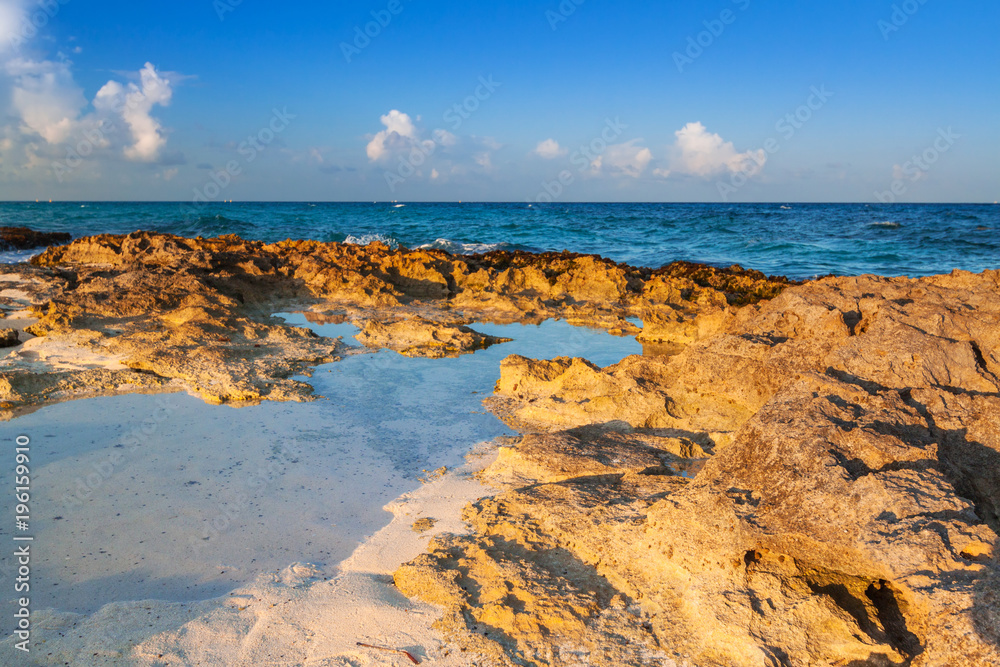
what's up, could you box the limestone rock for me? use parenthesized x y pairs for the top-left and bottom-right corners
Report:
(0, 328), (18, 348)
(355, 317), (511, 358)
(399, 269), (1000, 666)
(482, 425), (710, 486)
(8, 231), (791, 413)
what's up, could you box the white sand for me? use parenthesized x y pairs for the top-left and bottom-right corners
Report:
(0, 318), (640, 666)
(1, 334), (127, 371)
(3, 443), (499, 666)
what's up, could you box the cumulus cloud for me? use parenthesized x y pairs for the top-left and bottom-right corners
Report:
(590, 139), (653, 178)
(5, 57), (86, 143)
(432, 128), (457, 147)
(93, 62), (174, 161)
(3, 57), (177, 163)
(365, 109), (500, 189)
(534, 138), (566, 159)
(668, 122), (766, 178)
(366, 109), (433, 162)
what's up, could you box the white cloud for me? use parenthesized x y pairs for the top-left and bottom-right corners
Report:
(364, 110), (499, 187)
(0, 1), (28, 54)
(474, 151), (492, 169)
(366, 109), (434, 162)
(93, 63), (174, 161)
(590, 139), (652, 178)
(5, 57), (86, 143)
(668, 122), (766, 178)
(4, 57), (176, 163)
(534, 138), (566, 159)
(432, 128), (457, 147)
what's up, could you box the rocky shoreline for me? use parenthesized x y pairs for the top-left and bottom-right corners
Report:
(0, 231), (789, 414)
(398, 269), (1000, 666)
(1, 232), (997, 665)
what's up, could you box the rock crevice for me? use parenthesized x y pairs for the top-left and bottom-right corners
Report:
(398, 269), (1000, 666)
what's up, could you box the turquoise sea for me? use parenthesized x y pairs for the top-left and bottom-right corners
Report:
(1, 201), (997, 279)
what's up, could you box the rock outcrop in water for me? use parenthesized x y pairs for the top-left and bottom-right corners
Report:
(355, 317), (512, 358)
(0, 226), (72, 250)
(0, 231), (791, 413)
(396, 270), (1000, 666)
(0, 328), (19, 347)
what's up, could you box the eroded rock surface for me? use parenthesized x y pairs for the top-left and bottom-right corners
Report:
(1, 231), (790, 414)
(0, 328), (18, 347)
(355, 317), (512, 358)
(396, 270), (1000, 666)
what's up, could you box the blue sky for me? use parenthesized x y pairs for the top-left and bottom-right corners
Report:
(0, 0), (996, 202)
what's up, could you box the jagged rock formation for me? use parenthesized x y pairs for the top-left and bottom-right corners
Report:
(1, 231), (790, 413)
(396, 270), (1000, 666)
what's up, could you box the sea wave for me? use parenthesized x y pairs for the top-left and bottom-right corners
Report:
(343, 233), (399, 248)
(416, 238), (516, 255)
(869, 221), (902, 228)
(0, 249), (40, 265)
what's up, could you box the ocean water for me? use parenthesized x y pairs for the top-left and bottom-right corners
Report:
(1, 202), (998, 279)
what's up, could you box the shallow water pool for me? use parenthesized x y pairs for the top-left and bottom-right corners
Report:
(0, 319), (639, 627)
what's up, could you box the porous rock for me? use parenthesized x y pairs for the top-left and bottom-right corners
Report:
(397, 269), (1000, 666)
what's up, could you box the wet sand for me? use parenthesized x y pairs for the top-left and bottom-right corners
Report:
(0, 318), (639, 664)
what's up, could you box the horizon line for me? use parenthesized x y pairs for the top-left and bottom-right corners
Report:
(1, 200), (998, 206)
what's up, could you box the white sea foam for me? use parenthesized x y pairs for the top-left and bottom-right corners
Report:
(0, 249), (40, 264)
(342, 232), (399, 248)
(416, 238), (510, 255)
